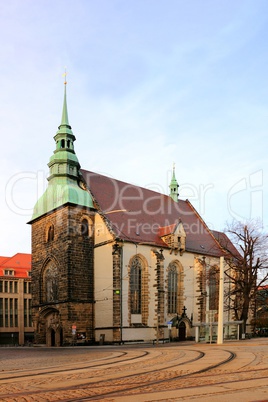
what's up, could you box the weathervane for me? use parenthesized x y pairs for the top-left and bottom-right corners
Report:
(62, 67), (67, 85)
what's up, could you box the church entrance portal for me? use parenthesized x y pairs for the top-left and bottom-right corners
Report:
(39, 308), (63, 347)
(178, 321), (186, 341)
(50, 328), (55, 346)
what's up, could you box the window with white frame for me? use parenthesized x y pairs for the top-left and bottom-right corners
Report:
(4, 270), (14, 276)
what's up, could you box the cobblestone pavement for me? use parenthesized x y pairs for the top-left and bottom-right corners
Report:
(0, 338), (268, 401)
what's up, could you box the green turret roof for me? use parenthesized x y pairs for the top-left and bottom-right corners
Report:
(30, 83), (94, 222)
(169, 163), (179, 202)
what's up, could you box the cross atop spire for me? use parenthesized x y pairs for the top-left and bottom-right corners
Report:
(63, 67), (67, 85)
(57, 74), (73, 135)
(59, 69), (71, 129)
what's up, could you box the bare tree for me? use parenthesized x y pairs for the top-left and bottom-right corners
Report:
(219, 220), (268, 334)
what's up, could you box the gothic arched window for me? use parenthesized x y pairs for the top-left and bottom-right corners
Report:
(81, 219), (89, 237)
(130, 256), (142, 314)
(44, 262), (59, 302)
(47, 225), (54, 242)
(167, 261), (184, 315)
(208, 266), (219, 311)
(168, 263), (178, 314)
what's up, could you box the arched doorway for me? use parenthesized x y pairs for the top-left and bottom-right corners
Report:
(170, 315), (192, 341)
(60, 328), (63, 346)
(178, 321), (186, 341)
(39, 307), (62, 346)
(51, 328), (56, 346)
(47, 321), (62, 347)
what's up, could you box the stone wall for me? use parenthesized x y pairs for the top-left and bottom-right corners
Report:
(31, 204), (95, 345)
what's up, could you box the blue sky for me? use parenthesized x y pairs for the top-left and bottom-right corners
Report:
(1, 0), (268, 255)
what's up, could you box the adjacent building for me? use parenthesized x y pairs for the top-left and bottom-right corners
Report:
(255, 285), (268, 334)
(0, 253), (33, 345)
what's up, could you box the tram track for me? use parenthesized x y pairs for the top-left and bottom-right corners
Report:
(0, 350), (143, 381)
(71, 349), (236, 401)
(0, 347), (201, 383)
(2, 341), (267, 401)
(0, 348), (235, 401)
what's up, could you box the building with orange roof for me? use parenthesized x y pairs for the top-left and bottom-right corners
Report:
(0, 253), (33, 345)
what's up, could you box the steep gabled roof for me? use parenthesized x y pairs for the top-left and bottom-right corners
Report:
(81, 170), (225, 257)
(0, 256), (9, 265)
(211, 230), (241, 258)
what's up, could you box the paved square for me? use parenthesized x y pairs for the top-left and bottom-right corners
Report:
(0, 338), (268, 401)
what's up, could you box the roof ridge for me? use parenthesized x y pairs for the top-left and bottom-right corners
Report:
(81, 169), (188, 201)
(0, 256), (10, 266)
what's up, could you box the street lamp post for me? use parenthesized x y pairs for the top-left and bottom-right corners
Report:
(217, 257), (224, 344)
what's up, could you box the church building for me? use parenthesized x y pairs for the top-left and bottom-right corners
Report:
(29, 83), (234, 346)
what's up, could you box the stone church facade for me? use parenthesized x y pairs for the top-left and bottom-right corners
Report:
(29, 84), (235, 346)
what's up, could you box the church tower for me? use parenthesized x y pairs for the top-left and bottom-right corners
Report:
(29, 82), (95, 346)
(169, 163), (179, 202)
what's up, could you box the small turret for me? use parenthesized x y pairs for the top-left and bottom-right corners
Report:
(169, 163), (179, 202)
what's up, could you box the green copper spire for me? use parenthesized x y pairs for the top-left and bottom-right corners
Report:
(169, 163), (179, 202)
(61, 83), (70, 127)
(30, 81), (94, 221)
(56, 82), (73, 136)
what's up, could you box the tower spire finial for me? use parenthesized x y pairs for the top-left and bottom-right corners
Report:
(60, 68), (70, 127)
(63, 67), (67, 85)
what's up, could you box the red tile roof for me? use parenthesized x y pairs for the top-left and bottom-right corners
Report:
(158, 223), (178, 237)
(0, 253), (31, 278)
(0, 256), (9, 265)
(82, 170), (227, 257)
(258, 285), (268, 290)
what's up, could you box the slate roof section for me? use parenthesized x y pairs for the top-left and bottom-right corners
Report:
(0, 253), (31, 278)
(81, 169), (226, 258)
(211, 230), (241, 258)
